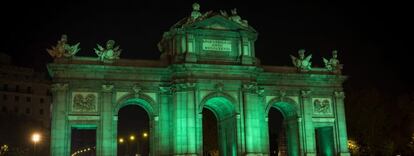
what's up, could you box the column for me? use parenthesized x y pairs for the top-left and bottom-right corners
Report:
(100, 84), (116, 156)
(172, 83), (198, 155)
(242, 83), (267, 155)
(50, 83), (70, 156)
(185, 34), (197, 62)
(334, 91), (351, 156)
(285, 118), (300, 156)
(301, 90), (316, 156)
(240, 35), (253, 65)
(159, 86), (172, 155)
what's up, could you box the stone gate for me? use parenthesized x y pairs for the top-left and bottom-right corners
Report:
(48, 3), (350, 156)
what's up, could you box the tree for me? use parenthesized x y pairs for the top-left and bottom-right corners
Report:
(345, 88), (414, 155)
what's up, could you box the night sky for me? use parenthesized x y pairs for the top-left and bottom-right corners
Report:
(1, 1), (412, 93)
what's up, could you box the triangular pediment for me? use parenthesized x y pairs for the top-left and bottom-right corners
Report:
(184, 15), (256, 32)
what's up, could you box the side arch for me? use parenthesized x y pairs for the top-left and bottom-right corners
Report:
(266, 97), (300, 156)
(265, 97), (299, 119)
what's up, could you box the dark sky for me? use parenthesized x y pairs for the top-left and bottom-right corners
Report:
(1, 1), (412, 93)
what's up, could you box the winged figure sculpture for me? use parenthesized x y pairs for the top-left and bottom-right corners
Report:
(290, 49), (312, 71)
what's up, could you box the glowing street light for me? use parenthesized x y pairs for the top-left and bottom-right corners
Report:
(129, 135), (135, 141)
(32, 133), (41, 143)
(143, 132), (148, 138)
(31, 132), (41, 156)
(119, 138), (124, 143)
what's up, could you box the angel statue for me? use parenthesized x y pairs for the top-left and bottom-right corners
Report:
(185, 3), (206, 25)
(290, 49), (312, 71)
(94, 40), (122, 62)
(46, 34), (80, 59)
(229, 8), (248, 27)
(323, 50), (342, 72)
(191, 3), (202, 20)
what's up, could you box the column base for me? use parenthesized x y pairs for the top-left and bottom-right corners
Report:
(245, 153), (267, 156)
(339, 152), (351, 156)
(185, 53), (197, 62)
(305, 152), (316, 156)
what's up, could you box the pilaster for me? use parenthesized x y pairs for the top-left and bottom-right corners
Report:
(159, 85), (173, 155)
(50, 83), (70, 156)
(334, 91), (350, 156)
(172, 82), (198, 155)
(99, 84), (115, 156)
(242, 82), (267, 155)
(300, 90), (316, 156)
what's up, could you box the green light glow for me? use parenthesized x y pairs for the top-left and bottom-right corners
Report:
(48, 5), (350, 155)
(268, 101), (300, 156)
(204, 97), (237, 156)
(316, 127), (335, 156)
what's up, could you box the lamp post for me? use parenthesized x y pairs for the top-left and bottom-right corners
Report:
(136, 132), (148, 156)
(31, 133), (41, 156)
(119, 133), (148, 156)
(119, 137), (130, 156)
(129, 135), (135, 156)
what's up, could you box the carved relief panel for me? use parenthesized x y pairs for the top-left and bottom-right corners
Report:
(71, 92), (98, 113)
(312, 98), (333, 116)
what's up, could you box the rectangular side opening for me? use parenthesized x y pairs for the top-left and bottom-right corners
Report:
(70, 125), (96, 156)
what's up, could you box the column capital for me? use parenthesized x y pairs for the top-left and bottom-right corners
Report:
(334, 91), (345, 99)
(173, 82), (197, 91)
(101, 84), (114, 92)
(300, 90), (311, 98)
(159, 85), (173, 95)
(257, 87), (265, 96)
(242, 82), (256, 90)
(242, 82), (264, 96)
(51, 83), (68, 92)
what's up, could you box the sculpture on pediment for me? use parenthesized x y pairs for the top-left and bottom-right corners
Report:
(229, 8), (248, 27)
(47, 34), (80, 58)
(323, 50), (342, 72)
(290, 49), (312, 71)
(191, 3), (202, 20)
(220, 10), (228, 17)
(73, 94), (96, 112)
(94, 40), (122, 62)
(184, 3), (203, 25)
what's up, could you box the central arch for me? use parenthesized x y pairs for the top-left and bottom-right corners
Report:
(200, 94), (237, 156)
(115, 94), (156, 156)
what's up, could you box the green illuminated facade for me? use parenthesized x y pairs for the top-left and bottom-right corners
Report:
(48, 4), (350, 156)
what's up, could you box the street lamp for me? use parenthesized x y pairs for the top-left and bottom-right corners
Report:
(136, 132), (148, 156)
(31, 133), (41, 156)
(129, 135), (135, 141)
(119, 137), (130, 156)
(119, 133), (148, 156)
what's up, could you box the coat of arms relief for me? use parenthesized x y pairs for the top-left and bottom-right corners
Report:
(72, 92), (98, 112)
